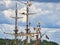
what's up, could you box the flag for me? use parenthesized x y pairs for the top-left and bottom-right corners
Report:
(29, 22), (31, 26)
(37, 22), (41, 27)
(46, 35), (49, 39)
(21, 12), (25, 14)
(34, 27), (38, 30)
(38, 22), (40, 25)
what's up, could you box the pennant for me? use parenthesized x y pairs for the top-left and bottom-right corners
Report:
(46, 35), (49, 39)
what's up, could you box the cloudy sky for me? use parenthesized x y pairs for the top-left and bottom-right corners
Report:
(0, 0), (60, 45)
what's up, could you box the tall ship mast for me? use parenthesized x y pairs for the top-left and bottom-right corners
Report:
(20, 0), (39, 45)
(4, 1), (23, 45)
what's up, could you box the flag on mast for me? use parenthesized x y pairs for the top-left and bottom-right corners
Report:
(46, 35), (49, 39)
